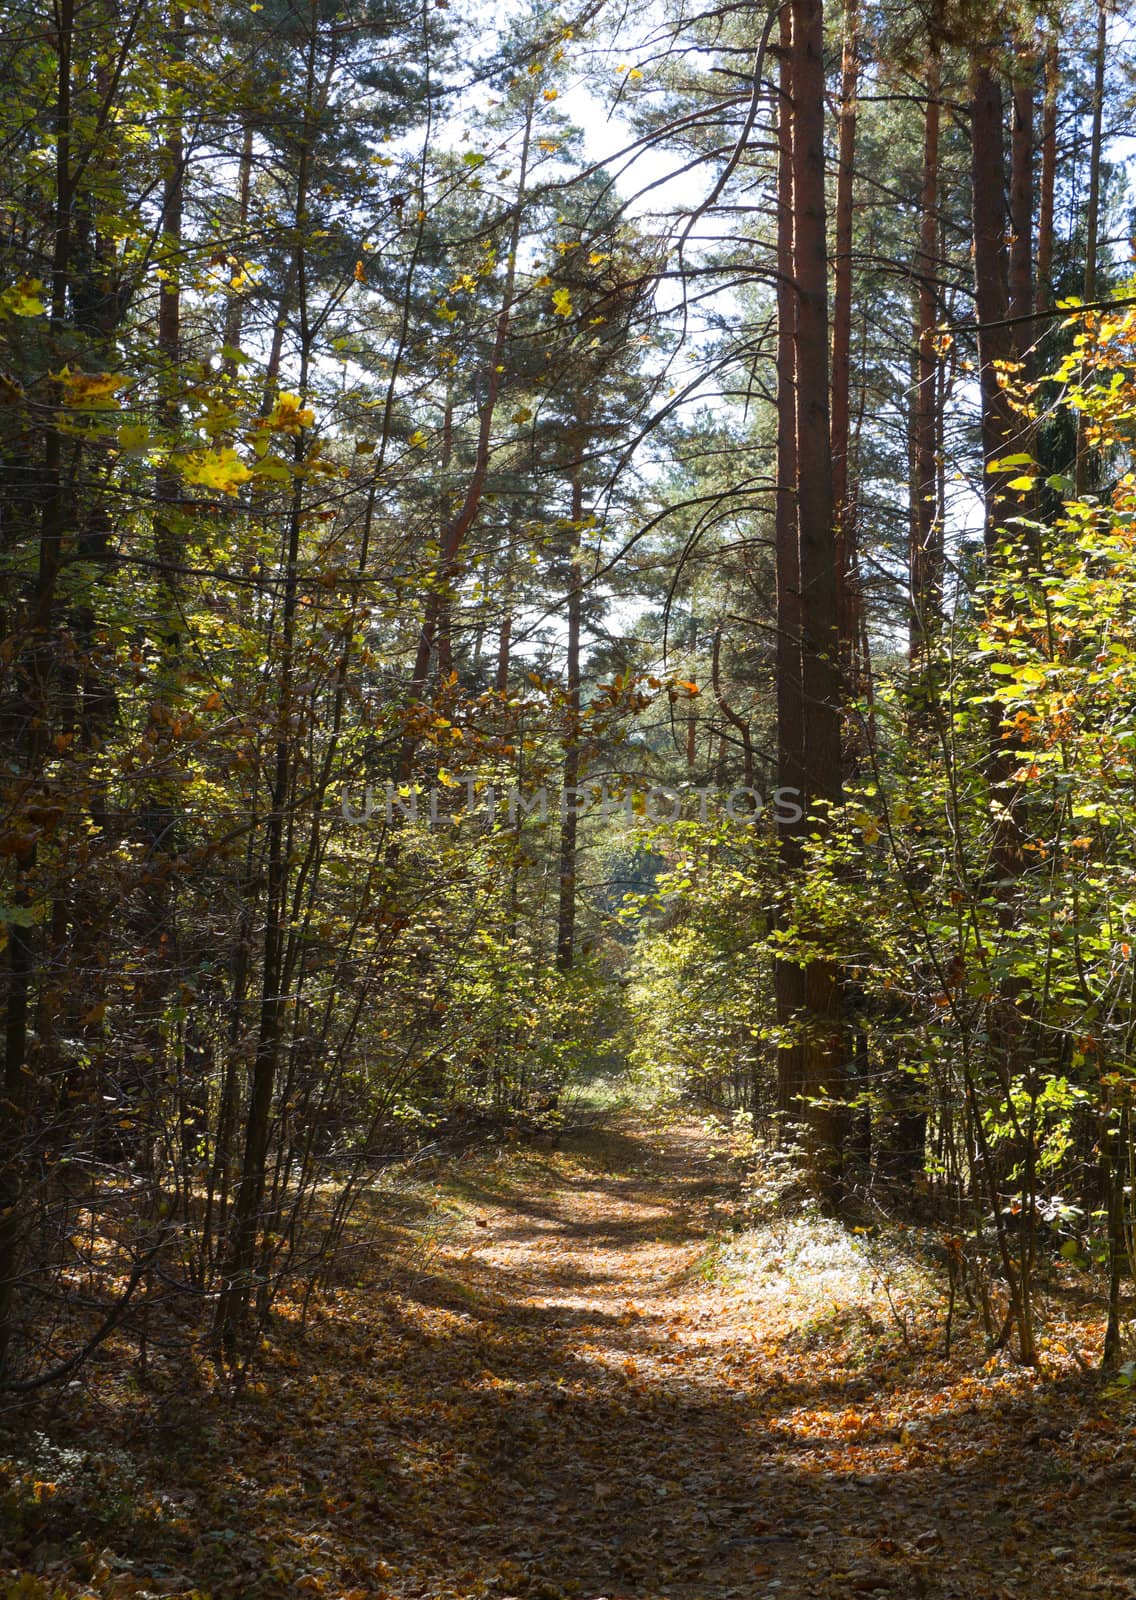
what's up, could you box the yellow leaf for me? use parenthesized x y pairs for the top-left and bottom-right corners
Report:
(265, 392), (314, 433)
(543, 88), (558, 101)
(60, 368), (127, 410)
(551, 287), (573, 318)
(179, 446), (252, 494)
(116, 422), (150, 453)
(0, 277), (47, 317)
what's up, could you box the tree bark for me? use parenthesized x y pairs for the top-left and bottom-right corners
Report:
(910, 45), (941, 681)
(399, 102), (534, 779)
(495, 526), (516, 696)
(1035, 36), (1058, 317)
(214, 4), (321, 1359)
(556, 462), (584, 972)
(1009, 42), (1035, 364)
(774, 0), (806, 1130)
(1076, 0), (1107, 494)
(788, 0), (844, 1204)
(970, 50), (1036, 1364)
(971, 59), (1014, 538)
(222, 124), (255, 378)
(0, 0), (76, 1379)
(831, 0), (857, 685)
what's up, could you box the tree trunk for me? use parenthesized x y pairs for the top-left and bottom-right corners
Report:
(1009, 42), (1035, 363)
(556, 462), (584, 972)
(971, 59), (1014, 539)
(970, 50), (1036, 1365)
(910, 45), (941, 683)
(1036, 36), (1058, 317)
(831, 0), (857, 685)
(495, 526), (516, 696)
(789, 0), (845, 1204)
(214, 6), (321, 1360)
(0, 0), (76, 1379)
(774, 0), (806, 1131)
(399, 102), (534, 780)
(1076, 0), (1107, 494)
(222, 125), (255, 378)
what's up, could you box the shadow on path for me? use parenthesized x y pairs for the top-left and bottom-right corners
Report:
(262, 1118), (1134, 1600)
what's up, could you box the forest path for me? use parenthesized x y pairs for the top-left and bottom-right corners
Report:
(312, 1115), (1130, 1600)
(24, 1118), (1132, 1600)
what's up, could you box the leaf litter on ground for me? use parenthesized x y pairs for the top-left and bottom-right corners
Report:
(1, 1117), (1134, 1600)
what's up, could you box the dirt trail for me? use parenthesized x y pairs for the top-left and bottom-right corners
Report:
(8, 1118), (1132, 1600)
(347, 1118), (1133, 1600)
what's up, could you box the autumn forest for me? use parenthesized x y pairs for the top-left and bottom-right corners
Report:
(1, 0), (1136, 1594)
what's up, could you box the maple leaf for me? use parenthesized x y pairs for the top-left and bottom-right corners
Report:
(59, 367), (128, 409)
(116, 422), (150, 453)
(0, 277), (47, 316)
(178, 445), (253, 494)
(265, 392), (315, 433)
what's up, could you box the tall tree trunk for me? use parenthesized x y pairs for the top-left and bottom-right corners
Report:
(1009, 42), (1035, 364)
(971, 59), (1015, 538)
(399, 102), (534, 780)
(214, 5), (321, 1360)
(0, 0), (76, 1379)
(831, 0), (857, 687)
(1076, 0), (1107, 493)
(1035, 36), (1058, 318)
(133, 0), (186, 1175)
(774, 0), (806, 1132)
(434, 387), (456, 682)
(556, 460), (584, 972)
(222, 124), (255, 378)
(495, 526), (516, 696)
(788, 0), (845, 1204)
(970, 51), (1036, 1365)
(910, 45), (941, 684)
(892, 44), (945, 1191)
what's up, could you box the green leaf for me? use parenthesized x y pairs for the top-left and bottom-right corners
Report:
(116, 422), (150, 454)
(987, 452), (1034, 471)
